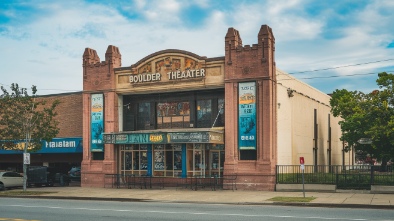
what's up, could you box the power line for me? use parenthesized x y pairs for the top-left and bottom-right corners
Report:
(1, 59), (393, 93)
(287, 59), (394, 75)
(282, 72), (377, 80)
(278, 71), (394, 81)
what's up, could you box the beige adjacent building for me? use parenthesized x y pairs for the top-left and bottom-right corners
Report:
(277, 69), (351, 167)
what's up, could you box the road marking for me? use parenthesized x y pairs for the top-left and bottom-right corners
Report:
(0, 219), (40, 221)
(3, 205), (391, 221)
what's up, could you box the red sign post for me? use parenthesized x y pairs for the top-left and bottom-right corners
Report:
(300, 156), (305, 197)
(300, 157), (304, 165)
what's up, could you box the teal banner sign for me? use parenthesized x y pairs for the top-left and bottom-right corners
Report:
(91, 94), (104, 152)
(238, 82), (257, 150)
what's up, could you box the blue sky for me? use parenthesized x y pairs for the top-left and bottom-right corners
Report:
(0, 0), (393, 95)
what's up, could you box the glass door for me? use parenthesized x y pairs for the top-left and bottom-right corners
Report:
(209, 150), (220, 177)
(194, 149), (205, 176)
(187, 144), (206, 177)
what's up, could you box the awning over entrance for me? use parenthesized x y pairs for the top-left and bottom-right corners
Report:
(103, 128), (224, 145)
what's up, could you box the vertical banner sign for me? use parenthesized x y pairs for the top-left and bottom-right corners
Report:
(238, 82), (257, 150)
(91, 94), (104, 152)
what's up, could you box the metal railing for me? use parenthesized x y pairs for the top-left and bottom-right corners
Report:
(276, 165), (394, 190)
(103, 173), (239, 190)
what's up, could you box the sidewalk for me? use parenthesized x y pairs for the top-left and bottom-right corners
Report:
(4, 186), (394, 209)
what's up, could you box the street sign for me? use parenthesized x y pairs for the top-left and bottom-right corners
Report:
(299, 157), (304, 165)
(23, 153), (30, 164)
(358, 138), (372, 145)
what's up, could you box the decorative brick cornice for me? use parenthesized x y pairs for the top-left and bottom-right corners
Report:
(114, 49), (224, 71)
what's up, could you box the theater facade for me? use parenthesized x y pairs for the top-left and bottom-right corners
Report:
(81, 25), (350, 190)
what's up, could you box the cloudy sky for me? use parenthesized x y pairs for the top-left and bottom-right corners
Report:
(0, 0), (393, 95)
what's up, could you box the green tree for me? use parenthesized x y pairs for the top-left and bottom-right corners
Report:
(330, 72), (394, 167)
(0, 83), (60, 191)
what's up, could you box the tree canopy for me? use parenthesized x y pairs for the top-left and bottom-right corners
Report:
(0, 83), (60, 152)
(330, 72), (394, 164)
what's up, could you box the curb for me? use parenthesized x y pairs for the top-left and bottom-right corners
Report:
(1, 195), (393, 210)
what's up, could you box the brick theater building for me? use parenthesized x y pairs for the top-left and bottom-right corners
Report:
(81, 24), (350, 190)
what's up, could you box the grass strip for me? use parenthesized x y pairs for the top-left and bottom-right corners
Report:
(268, 196), (316, 203)
(0, 190), (56, 196)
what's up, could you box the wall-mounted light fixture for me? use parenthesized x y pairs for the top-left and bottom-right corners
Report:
(287, 88), (294, 97)
(124, 103), (131, 110)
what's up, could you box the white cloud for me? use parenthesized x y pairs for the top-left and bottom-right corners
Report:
(267, 0), (303, 15)
(134, 0), (147, 10)
(225, 0), (323, 45)
(137, 0), (183, 23)
(274, 0), (394, 93)
(191, 0), (210, 8)
(157, 0), (181, 12)
(266, 0), (323, 41)
(1, 0), (393, 95)
(271, 17), (323, 41)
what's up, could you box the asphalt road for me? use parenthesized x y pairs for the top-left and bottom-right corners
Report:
(0, 198), (393, 221)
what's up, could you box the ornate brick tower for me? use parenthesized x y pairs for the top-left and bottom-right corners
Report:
(224, 25), (277, 190)
(82, 45), (122, 187)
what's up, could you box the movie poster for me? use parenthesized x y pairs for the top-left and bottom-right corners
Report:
(91, 94), (104, 152)
(238, 82), (257, 150)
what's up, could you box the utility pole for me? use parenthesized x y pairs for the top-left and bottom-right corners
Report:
(22, 99), (35, 191)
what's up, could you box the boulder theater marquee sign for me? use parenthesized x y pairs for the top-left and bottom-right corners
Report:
(126, 54), (208, 84)
(129, 68), (206, 84)
(103, 131), (223, 145)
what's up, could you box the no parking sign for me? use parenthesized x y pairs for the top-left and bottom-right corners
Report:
(23, 153), (30, 165)
(300, 156), (305, 197)
(300, 157), (305, 170)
